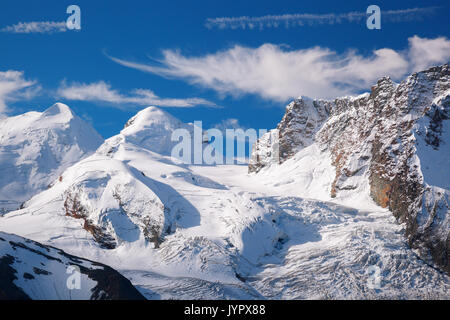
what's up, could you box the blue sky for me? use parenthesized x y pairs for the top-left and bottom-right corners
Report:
(0, 0), (449, 138)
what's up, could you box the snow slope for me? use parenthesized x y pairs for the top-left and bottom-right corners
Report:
(1, 102), (449, 299)
(0, 103), (103, 213)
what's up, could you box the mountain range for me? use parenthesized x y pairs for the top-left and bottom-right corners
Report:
(0, 65), (449, 300)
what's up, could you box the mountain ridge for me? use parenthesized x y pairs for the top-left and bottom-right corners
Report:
(1, 67), (449, 299)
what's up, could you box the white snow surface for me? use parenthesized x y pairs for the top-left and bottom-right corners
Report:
(1, 106), (449, 299)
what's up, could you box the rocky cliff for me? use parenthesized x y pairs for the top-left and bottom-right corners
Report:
(249, 64), (450, 274)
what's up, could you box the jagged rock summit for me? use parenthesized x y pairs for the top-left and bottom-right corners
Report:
(250, 64), (450, 274)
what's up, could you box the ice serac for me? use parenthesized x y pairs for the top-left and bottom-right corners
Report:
(249, 64), (450, 274)
(0, 232), (145, 300)
(0, 103), (103, 213)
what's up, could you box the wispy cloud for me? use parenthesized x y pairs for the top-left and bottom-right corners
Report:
(108, 36), (450, 101)
(408, 36), (450, 71)
(1, 21), (66, 34)
(205, 7), (437, 30)
(0, 71), (41, 116)
(56, 80), (218, 108)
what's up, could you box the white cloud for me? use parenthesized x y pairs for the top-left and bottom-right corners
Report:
(0, 70), (40, 115)
(205, 7), (437, 30)
(1, 21), (67, 34)
(56, 80), (217, 108)
(408, 36), (450, 71)
(108, 36), (450, 101)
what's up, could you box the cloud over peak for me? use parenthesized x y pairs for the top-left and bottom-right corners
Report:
(0, 70), (40, 115)
(56, 80), (217, 108)
(109, 36), (450, 102)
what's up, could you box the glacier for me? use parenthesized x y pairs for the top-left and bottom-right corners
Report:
(1, 66), (449, 299)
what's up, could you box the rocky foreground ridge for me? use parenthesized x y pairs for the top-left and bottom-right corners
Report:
(0, 232), (145, 300)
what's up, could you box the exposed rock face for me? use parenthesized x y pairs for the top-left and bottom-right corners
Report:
(248, 97), (331, 173)
(276, 98), (331, 162)
(249, 64), (450, 274)
(0, 232), (145, 300)
(63, 190), (117, 249)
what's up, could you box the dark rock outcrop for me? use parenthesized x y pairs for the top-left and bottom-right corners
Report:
(0, 232), (146, 300)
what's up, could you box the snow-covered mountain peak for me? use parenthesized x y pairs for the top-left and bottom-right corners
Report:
(0, 103), (103, 213)
(41, 102), (75, 120)
(122, 106), (183, 133)
(99, 106), (193, 156)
